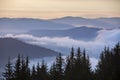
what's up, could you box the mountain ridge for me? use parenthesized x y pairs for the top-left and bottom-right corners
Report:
(28, 26), (101, 40)
(0, 18), (73, 33)
(49, 17), (120, 29)
(0, 38), (58, 67)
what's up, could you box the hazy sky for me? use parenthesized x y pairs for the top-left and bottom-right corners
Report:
(0, 0), (120, 19)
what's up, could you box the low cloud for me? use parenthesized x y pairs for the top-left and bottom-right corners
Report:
(1, 29), (119, 57)
(90, 57), (98, 70)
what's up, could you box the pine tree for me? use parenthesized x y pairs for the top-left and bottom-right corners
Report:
(55, 53), (64, 80)
(73, 49), (92, 80)
(20, 56), (30, 80)
(31, 65), (36, 80)
(20, 56), (26, 80)
(95, 44), (120, 80)
(112, 43), (120, 80)
(64, 47), (75, 80)
(3, 57), (14, 80)
(49, 62), (57, 80)
(76, 47), (81, 61)
(70, 47), (75, 62)
(36, 62), (41, 80)
(25, 56), (30, 80)
(81, 49), (92, 80)
(14, 55), (21, 80)
(13, 55), (30, 80)
(40, 60), (48, 80)
(49, 53), (64, 80)
(64, 56), (71, 80)
(73, 47), (82, 80)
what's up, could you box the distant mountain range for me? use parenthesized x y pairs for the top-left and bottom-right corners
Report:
(0, 18), (73, 33)
(0, 38), (58, 67)
(0, 17), (120, 33)
(49, 16), (120, 29)
(28, 26), (101, 40)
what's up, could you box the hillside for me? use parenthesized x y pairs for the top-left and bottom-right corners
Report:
(28, 26), (101, 40)
(0, 18), (73, 33)
(0, 38), (58, 67)
(49, 17), (120, 29)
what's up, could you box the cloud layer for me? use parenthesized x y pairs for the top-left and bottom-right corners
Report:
(0, 29), (120, 57)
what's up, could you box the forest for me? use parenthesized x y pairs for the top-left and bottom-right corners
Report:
(3, 43), (120, 80)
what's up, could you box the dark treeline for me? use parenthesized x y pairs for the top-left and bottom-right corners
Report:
(3, 43), (120, 80)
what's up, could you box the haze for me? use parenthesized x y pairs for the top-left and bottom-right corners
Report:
(0, 0), (120, 19)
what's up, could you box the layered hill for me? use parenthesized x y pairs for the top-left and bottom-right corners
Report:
(49, 17), (120, 29)
(0, 38), (58, 67)
(0, 18), (73, 33)
(28, 26), (101, 40)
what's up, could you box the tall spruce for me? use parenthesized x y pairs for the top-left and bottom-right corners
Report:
(3, 57), (14, 80)
(20, 56), (26, 80)
(95, 43), (120, 80)
(72, 48), (92, 80)
(55, 53), (64, 80)
(40, 60), (48, 80)
(31, 65), (36, 80)
(81, 49), (92, 80)
(20, 56), (30, 80)
(49, 53), (64, 80)
(73, 47), (82, 80)
(64, 47), (75, 80)
(112, 43), (120, 80)
(49, 62), (57, 80)
(14, 54), (21, 80)
(25, 56), (31, 80)
(64, 56), (71, 80)
(96, 47), (114, 80)
(36, 62), (41, 80)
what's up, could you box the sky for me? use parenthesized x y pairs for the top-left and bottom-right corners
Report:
(0, 0), (120, 19)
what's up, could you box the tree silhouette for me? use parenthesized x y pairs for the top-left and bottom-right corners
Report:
(36, 62), (41, 80)
(3, 43), (120, 80)
(49, 53), (64, 80)
(80, 49), (92, 80)
(3, 57), (14, 80)
(49, 62), (57, 80)
(95, 43), (120, 80)
(64, 47), (75, 80)
(20, 56), (30, 80)
(31, 65), (36, 80)
(55, 53), (64, 80)
(40, 60), (48, 80)
(72, 48), (93, 80)
(112, 43), (120, 80)
(14, 54), (21, 80)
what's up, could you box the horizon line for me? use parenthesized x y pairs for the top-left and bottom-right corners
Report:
(0, 16), (120, 20)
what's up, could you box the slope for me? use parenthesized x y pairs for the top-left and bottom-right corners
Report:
(0, 38), (58, 67)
